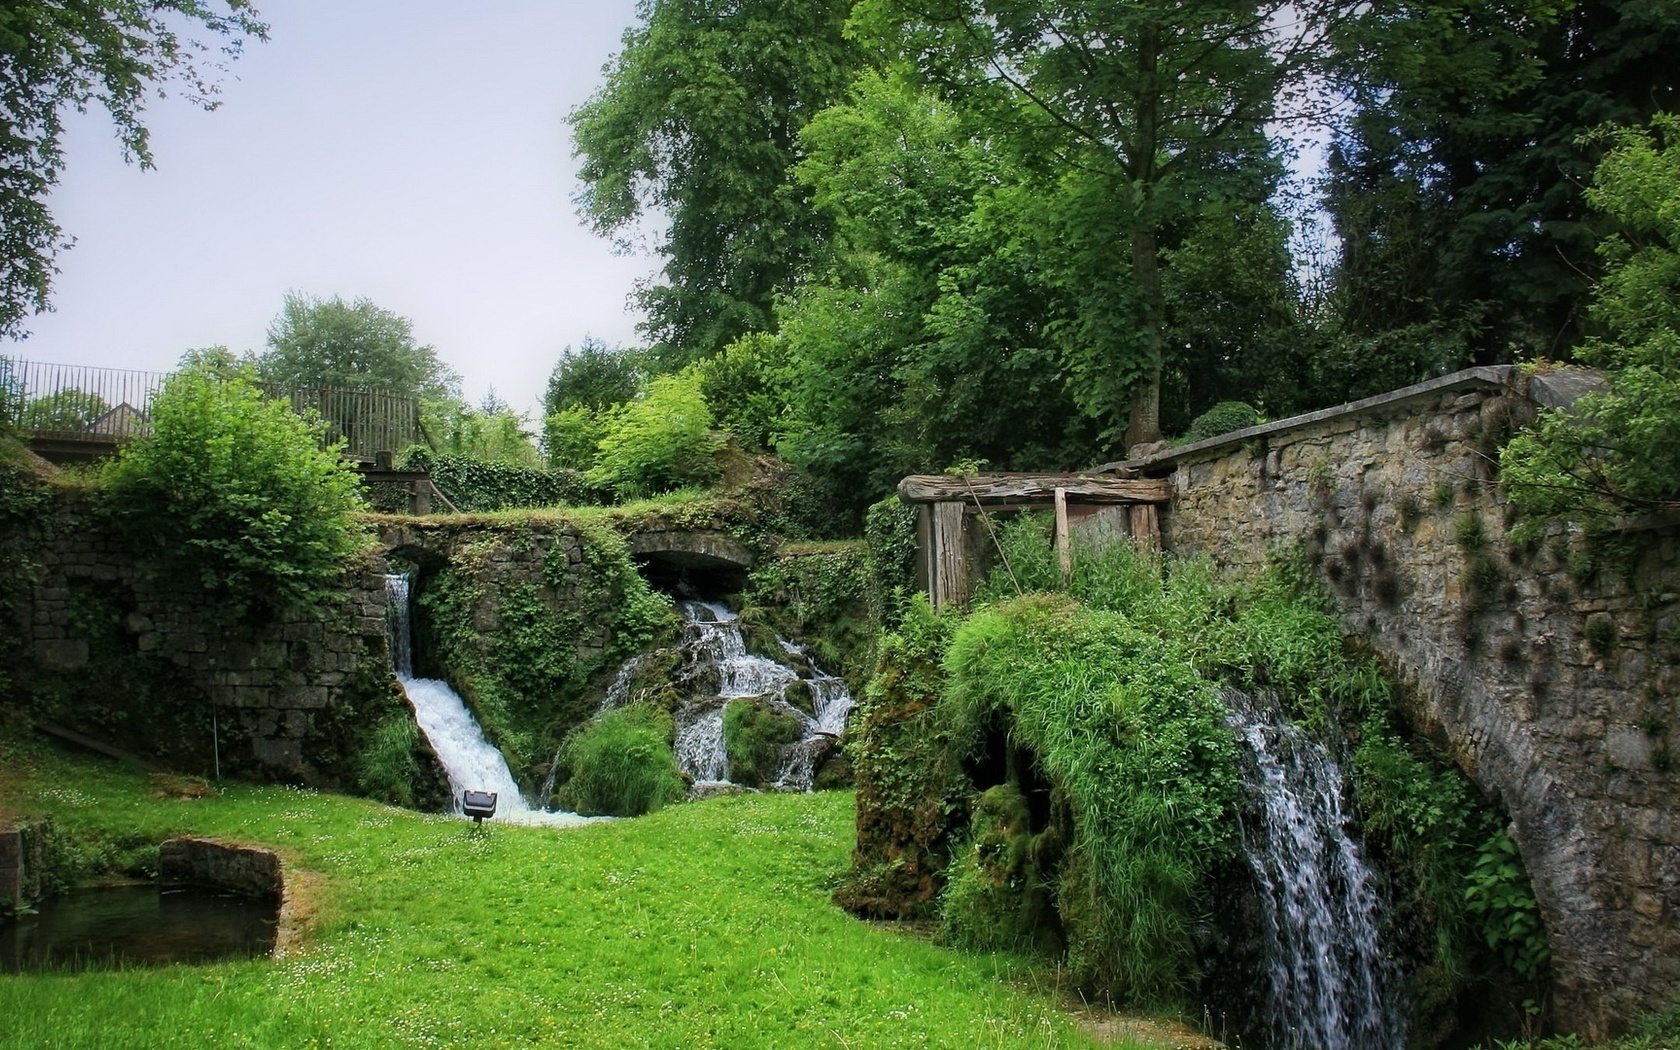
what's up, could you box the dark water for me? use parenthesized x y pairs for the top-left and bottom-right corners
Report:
(0, 885), (277, 972)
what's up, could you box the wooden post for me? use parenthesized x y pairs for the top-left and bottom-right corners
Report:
(931, 500), (968, 611)
(1128, 503), (1160, 550)
(1054, 487), (1071, 585)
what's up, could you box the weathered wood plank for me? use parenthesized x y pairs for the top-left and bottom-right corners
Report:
(1054, 487), (1071, 584)
(932, 500), (968, 611)
(898, 472), (1169, 505)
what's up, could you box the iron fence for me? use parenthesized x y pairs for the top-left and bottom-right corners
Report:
(0, 357), (420, 459)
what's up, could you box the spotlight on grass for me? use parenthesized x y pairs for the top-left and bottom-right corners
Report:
(462, 790), (497, 824)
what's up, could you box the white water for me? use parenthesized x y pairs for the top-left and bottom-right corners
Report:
(1226, 687), (1406, 1050)
(586, 599), (854, 794)
(384, 574), (601, 828)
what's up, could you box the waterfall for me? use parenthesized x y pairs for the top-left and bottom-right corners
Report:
(586, 599), (854, 795)
(384, 573), (601, 828)
(1225, 687), (1406, 1050)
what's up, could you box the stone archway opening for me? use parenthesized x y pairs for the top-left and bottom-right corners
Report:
(634, 550), (750, 599)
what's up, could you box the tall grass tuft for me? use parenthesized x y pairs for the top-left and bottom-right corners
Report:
(553, 703), (686, 816)
(940, 593), (1241, 1003)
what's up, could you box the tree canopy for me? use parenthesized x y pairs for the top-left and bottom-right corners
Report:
(254, 292), (459, 401)
(569, 0), (862, 366)
(0, 1), (266, 337)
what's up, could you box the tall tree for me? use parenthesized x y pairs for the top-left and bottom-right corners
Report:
(569, 0), (862, 367)
(1322, 0), (1679, 387)
(255, 292), (458, 401)
(852, 0), (1339, 451)
(0, 1), (266, 336)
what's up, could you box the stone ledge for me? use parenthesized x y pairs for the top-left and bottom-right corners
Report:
(159, 837), (313, 957)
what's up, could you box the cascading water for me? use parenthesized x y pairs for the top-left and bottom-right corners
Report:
(593, 599), (854, 795)
(1225, 686), (1406, 1050)
(384, 573), (599, 828)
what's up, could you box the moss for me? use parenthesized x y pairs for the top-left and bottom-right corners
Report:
(722, 700), (804, 787)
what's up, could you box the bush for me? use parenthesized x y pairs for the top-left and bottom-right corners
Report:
(1185, 400), (1262, 443)
(101, 364), (370, 620)
(400, 447), (602, 511)
(553, 704), (686, 817)
(588, 371), (723, 499)
(941, 593), (1241, 1002)
(355, 713), (425, 807)
(723, 699), (804, 785)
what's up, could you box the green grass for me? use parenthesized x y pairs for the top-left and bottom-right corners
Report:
(0, 731), (1147, 1050)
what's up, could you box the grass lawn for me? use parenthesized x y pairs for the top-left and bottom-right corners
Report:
(0, 729), (1174, 1050)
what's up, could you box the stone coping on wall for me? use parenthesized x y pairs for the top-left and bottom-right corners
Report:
(158, 837), (315, 957)
(1098, 365), (1525, 476)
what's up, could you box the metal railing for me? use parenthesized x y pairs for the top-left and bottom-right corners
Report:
(0, 357), (420, 459)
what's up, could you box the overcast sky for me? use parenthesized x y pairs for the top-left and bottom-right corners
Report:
(7, 1), (648, 417)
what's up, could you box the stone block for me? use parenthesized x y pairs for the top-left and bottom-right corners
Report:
(36, 638), (89, 670)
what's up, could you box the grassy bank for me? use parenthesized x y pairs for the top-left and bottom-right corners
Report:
(0, 731), (1152, 1050)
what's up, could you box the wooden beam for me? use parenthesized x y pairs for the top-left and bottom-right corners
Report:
(898, 472), (1169, 505)
(931, 500), (968, 611)
(1054, 487), (1071, 584)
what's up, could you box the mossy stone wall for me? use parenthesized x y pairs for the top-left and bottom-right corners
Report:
(1147, 367), (1680, 1037)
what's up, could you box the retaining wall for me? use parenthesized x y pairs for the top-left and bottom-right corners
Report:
(1135, 367), (1679, 1037)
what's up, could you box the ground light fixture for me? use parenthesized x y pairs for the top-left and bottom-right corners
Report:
(462, 790), (497, 824)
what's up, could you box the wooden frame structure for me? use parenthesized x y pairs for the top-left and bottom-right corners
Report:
(895, 472), (1170, 610)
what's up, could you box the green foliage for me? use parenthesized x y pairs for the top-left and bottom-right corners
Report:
(588, 371), (724, 499)
(940, 783), (1059, 955)
(553, 704), (686, 817)
(1464, 827), (1550, 982)
(864, 495), (920, 606)
(0, 1), (268, 337)
(19, 387), (110, 431)
(743, 542), (875, 682)
(427, 395), (542, 467)
(541, 404), (607, 473)
(543, 337), (645, 415)
(569, 0), (861, 364)
(835, 594), (969, 918)
(400, 447), (600, 512)
(940, 593), (1241, 1001)
(722, 700), (804, 786)
(256, 291), (459, 401)
(100, 364), (370, 621)
(1185, 401), (1262, 443)
(354, 711), (425, 807)
(694, 332), (793, 453)
(1503, 116), (1680, 532)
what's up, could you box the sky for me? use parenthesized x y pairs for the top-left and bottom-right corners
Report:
(7, 1), (649, 418)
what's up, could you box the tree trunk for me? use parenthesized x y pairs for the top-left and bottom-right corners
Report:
(1125, 219), (1165, 451)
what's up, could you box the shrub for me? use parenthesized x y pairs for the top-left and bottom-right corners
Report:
(541, 404), (607, 472)
(355, 713), (424, 807)
(401, 447), (601, 511)
(1186, 401), (1262, 443)
(553, 704), (685, 817)
(723, 700), (804, 786)
(101, 364), (369, 620)
(941, 593), (1241, 1001)
(588, 371), (723, 499)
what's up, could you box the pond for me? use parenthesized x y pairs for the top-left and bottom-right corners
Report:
(1, 884), (277, 972)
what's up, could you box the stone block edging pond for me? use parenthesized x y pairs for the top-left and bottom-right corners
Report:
(158, 837), (315, 957)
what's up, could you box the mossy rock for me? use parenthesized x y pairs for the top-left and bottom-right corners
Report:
(722, 699), (804, 787)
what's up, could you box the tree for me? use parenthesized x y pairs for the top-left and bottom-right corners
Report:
(21, 387), (108, 431)
(101, 356), (369, 621)
(772, 70), (1100, 499)
(1502, 115), (1680, 528)
(542, 337), (643, 415)
(852, 0), (1340, 451)
(1321, 0), (1679, 385)
(570, 0), (862, 366)
(0, 1), (267, 336)
(255, 292), (458, 400)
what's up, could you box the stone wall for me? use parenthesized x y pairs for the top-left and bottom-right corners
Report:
(1137, 366), (1679, 1037)
(3, 491), (412, 789)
